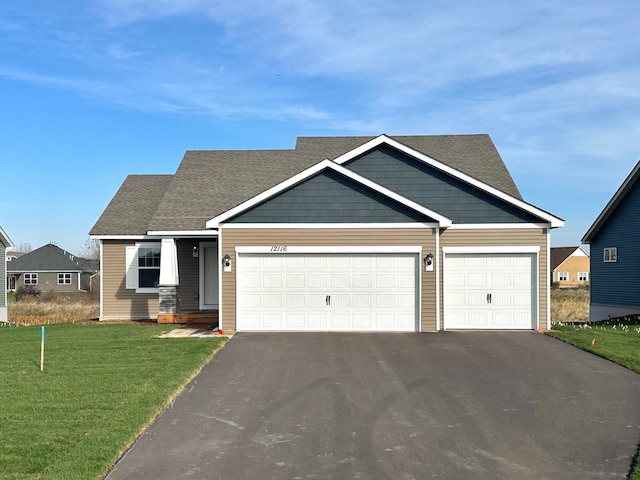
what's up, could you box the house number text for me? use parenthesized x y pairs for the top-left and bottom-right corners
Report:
(270, 246), (288, 252)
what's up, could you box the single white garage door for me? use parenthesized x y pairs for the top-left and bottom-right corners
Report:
(237, 253), (418, 332)
(444, 253), (536, 329)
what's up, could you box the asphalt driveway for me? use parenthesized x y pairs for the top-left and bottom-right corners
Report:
(106, 332), (640, 479)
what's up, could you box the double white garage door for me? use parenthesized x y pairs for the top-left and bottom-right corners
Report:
(237, 253), (418, 332)
(236, 251), (537, 332)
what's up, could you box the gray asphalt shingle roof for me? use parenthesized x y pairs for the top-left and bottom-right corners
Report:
(7, 243), (91, 273)
(91, 175), (172, 235)
(91, 134), (523, 235)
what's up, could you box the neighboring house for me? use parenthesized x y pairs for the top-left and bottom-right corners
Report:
(1, 226), (15, 323)
(582, 160), (640, 322)
(7, 243), (95, 293)
(90, 134), (564, 332)
(550, 246), (590, 287)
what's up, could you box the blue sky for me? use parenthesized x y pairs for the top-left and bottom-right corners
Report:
(1, 0), (639, 255)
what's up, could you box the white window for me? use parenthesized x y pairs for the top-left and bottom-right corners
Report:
(58, 273), (72, 284)
(24, 273), (38, 285)
(578, 272), (589, 282)
(126, 243), (161, 292)
(604, 247), (617, 263)
(557, 272), (568, 282)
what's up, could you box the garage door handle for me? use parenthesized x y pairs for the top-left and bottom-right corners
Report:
(487, 293), (492, 304)
(326, 295), (331, 306)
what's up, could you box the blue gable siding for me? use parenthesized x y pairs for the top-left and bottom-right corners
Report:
(228, 169), (435, 223)
(590, 181), (640, 309)
(343, 145), (541, 224)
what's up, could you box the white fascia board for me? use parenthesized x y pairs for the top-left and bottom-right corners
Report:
(146, 230), (219, 237)
(221, 223), (438, 229)
(447, 223), (550, 230)
(443, 246), (540, 254)
(235, 245), (423, 254)
(0, 226), (14, 248)
(90, 234), (160, 240)
(582, 160), (640, 243)
(207, 159), (452, 228)
(333, 135), (564, 228)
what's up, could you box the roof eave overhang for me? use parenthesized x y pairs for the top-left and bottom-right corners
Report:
(0, 226), (14, 249)
(206, 159), (452, 229)
(582, 161), (640, 244)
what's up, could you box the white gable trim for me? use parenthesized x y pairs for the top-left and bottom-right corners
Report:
(332, 134), (564, 228)
(206, 159), (452, 228)
(582, 160), (640, 243)
(0, 226), (14, 249)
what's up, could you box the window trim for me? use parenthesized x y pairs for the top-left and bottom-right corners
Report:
(24, 273), (38, 285)
(126, 242), (161, 293)
(58, 273), (72, 285)
(604, 247), (618, 263)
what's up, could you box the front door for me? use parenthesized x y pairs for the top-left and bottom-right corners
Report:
(199, 242), (219, 309)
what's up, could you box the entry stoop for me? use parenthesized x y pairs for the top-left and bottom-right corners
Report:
(157, 311), (219, 325)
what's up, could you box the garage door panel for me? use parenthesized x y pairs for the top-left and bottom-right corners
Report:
(445, 253), (536, 330)
(237, 252), (418, 332)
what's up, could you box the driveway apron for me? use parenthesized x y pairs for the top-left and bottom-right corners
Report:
(106, 332), (640, 480)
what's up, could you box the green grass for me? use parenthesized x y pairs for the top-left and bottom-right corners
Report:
(548, 315), (640, 479)
(548, 316), (640, 374)
(0, 322), (227, 480)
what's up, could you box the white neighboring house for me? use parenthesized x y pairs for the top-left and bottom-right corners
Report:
(0, 226), (15, 324)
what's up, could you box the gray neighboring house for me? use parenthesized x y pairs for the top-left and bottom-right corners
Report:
(7, 243), (95, 293)
(91, 134), (564, 332)
(1, 226), (15, 323)
(582, 160), (640, 321)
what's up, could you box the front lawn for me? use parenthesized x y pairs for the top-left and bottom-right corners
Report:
(548, 315), (640, 374)
(0, 322), (227, 480)
(548, 315), (640, 479)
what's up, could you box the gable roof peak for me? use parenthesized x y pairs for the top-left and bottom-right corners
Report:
(582, 160), (640, 243)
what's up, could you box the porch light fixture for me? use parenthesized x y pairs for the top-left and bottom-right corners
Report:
(424, 253), (433, 272)
(222, 254), (232, 272)
(192, 243), (199, 257)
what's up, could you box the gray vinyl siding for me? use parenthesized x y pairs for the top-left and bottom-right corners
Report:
(17, 271), (83, 292)
(590, 182), (640, 311)
(229, 170), (434, 224)
(344, 145), (542, 224)
(176, 239), (200, 312)
(0, 245), (5, 308)
(220, 227), (437, 332)
(439, 228), (549, 329)
(101, 240), (159, 320)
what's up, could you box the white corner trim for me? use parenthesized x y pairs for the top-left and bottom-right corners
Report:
(235, 245), (423, 254)
(442, 246), (540, 254)
(206, 159), (452, 228)
(332, 135), (564, 228)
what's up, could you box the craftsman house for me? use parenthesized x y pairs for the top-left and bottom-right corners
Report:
(7, 243), (95, 293)
(90, 134), (563, 332)
(550, 247), (590, 287)
(583, 160), (640, 322)
(1, 226), (14, 323)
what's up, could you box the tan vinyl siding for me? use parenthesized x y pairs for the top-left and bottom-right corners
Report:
(101, 240), (159, 320)
(220, 227), (437, 332)
(440, 227), (549, 329)
(554, 255), (590, 287)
